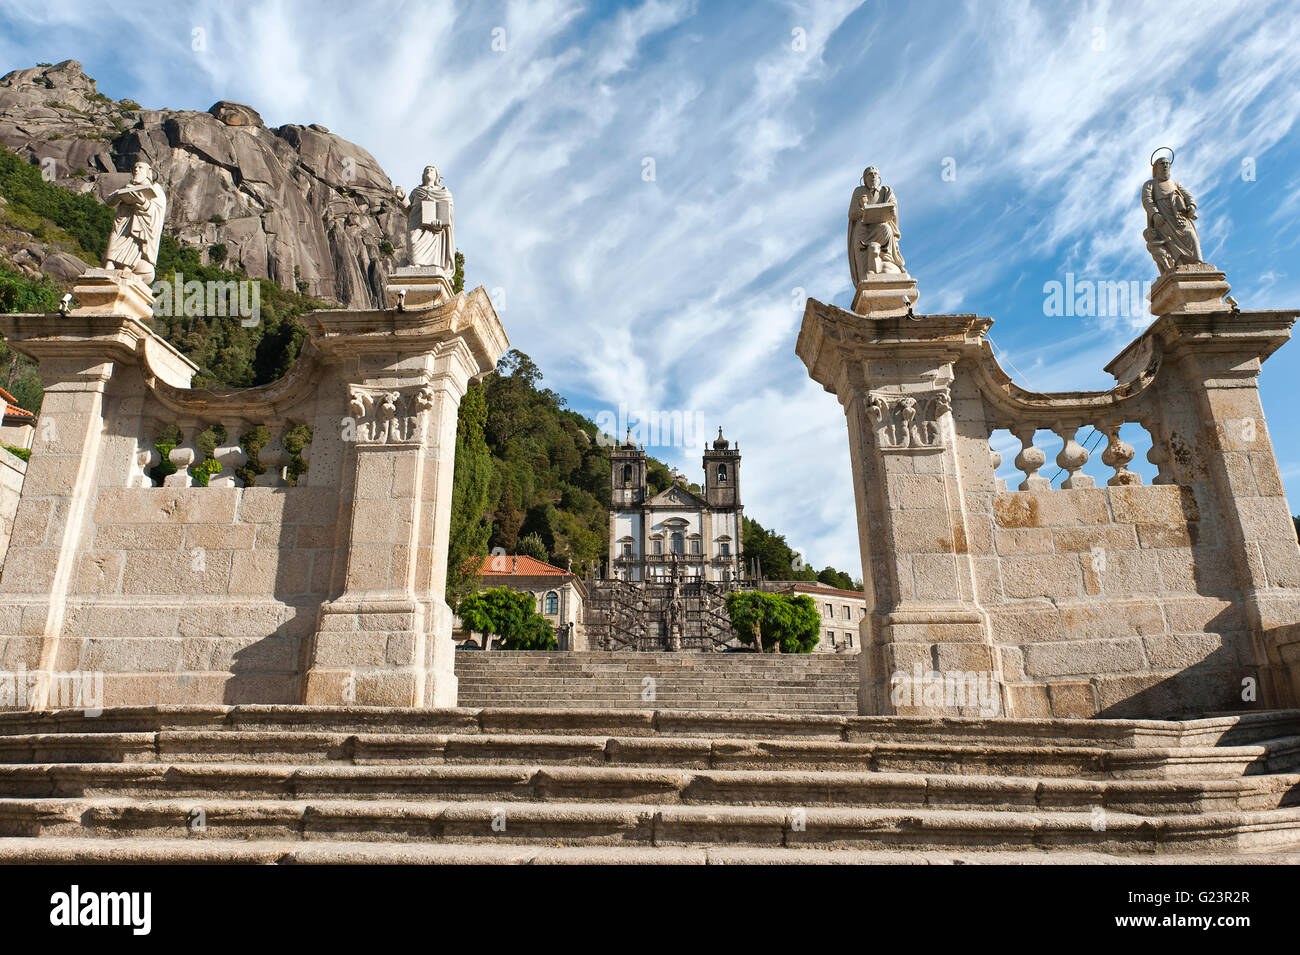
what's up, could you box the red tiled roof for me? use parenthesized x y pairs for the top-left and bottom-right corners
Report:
(479, 554), (572, 577)
(0, 385), (34, 422)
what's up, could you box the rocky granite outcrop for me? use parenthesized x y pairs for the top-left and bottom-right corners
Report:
(0, 60), (408, 307)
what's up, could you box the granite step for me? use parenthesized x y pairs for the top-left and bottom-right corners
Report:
(0, 762), (1294, 813)
(3, 838), (1297, 865)
(0, 706), (1296, 748)
(0, 706), (1296, 860)
(2, 796), (1298, 853)
(0, 730), (1296, 779)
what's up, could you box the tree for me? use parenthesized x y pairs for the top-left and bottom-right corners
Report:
(518, 532), (548, 562)
(817, 566), (856, 591)
(446, 383), (493, 603)
(743, 517), (816, 581)
(457, 587), (557, 651)
(724, 591), (820, 654)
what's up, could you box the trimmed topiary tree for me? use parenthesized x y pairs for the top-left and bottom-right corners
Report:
(457, 586), (557, 651)
(724, 591), (821, 653)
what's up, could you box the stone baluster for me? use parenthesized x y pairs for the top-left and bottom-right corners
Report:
(1012, 425), (1049, 490)
(255, 427), (289, 487)
(989, 448), (1005, 492)
(1146, 444), (1172, 485)
(1142, 420), (1173, 485)
(210, 418), (247, 488)
(1053, 423), (1094, 489)
(1100, 423), (1140, 486)
(164, 420), (198, 487)
(133, 419), (161, 487)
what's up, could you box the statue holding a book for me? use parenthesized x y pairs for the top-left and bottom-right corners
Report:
(406, 164), (455, 277)
(847, 165), (906, 283)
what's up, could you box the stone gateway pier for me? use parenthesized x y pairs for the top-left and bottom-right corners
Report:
(797, 162), (1300, 721)
(0, 289), (506, 710)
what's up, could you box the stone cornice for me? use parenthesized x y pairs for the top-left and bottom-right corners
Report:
(306, 286), (508, 381)
(0, 314), (198, 387)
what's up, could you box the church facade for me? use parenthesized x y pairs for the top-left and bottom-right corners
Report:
(608, 429), (743, 583)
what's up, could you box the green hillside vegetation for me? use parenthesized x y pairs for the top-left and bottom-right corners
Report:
(0, 144), (112, 262)
(448, 346), (862, 593)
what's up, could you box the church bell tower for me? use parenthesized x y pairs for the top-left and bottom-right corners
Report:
(610, 429), (647, 506)
(703, 427), (740, 508)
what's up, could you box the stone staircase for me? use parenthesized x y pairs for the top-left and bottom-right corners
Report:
(454, 651), (860, 714)
(0, 705), (1298, 862)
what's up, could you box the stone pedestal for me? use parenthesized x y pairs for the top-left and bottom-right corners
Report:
(69, 268), (155, 321)
(851, 273), (918, 317)
(385, 267), (453, 310)
(1149, 264), (1231, 316)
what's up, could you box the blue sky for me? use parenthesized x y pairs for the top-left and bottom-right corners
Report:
(3, 0), (1300, 575)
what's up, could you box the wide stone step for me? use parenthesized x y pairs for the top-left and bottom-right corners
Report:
(3, 797), (1299, 852)
(1, 730), (1297, 779)
(4, 837), (1297, 864)
(4, 706), (1296, 748)
(1, 763), (1294, 813)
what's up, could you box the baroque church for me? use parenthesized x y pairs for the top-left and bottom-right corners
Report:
(607, 428), (744, 583)
(582, 429), (746, 651)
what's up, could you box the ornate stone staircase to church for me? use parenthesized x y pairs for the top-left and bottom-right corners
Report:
(0, 704), (1297, 863)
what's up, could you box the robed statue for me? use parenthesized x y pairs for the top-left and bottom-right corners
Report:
(848, 165), (906, 283)
(1142, 148), (1203, 274)
(406, 164), (455, 277)
(104, 161), (166, 284)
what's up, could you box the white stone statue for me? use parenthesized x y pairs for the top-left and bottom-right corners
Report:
(406, 164), (455, 277)
(1142, 148), (1203, 274)
(104, 161), (166, 284)
(848, 166), (906, 283)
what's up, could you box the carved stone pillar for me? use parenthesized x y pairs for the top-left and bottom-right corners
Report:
(797, 303), (1003, 716)
(302, 290), (507, 707)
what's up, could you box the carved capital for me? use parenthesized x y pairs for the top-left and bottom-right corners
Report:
(868, 387), (951, 450)
(346, 384), (437, 444)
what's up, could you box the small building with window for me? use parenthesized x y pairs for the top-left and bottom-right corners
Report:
(465, 554), (588, 649)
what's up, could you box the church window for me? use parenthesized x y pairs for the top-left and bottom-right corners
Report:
(623, 464), (632, 484)
(690, 537), (701, 555)
(719, 541), (730, 557)
(653, 538), (662, 555)
(671, 533), (684, 555)
(545, 591), (559, 614)
(622, 542), (632, 558)
(717, 464), (728, 482)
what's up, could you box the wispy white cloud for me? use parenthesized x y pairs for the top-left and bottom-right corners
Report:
(4, 0), (1300, 572)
